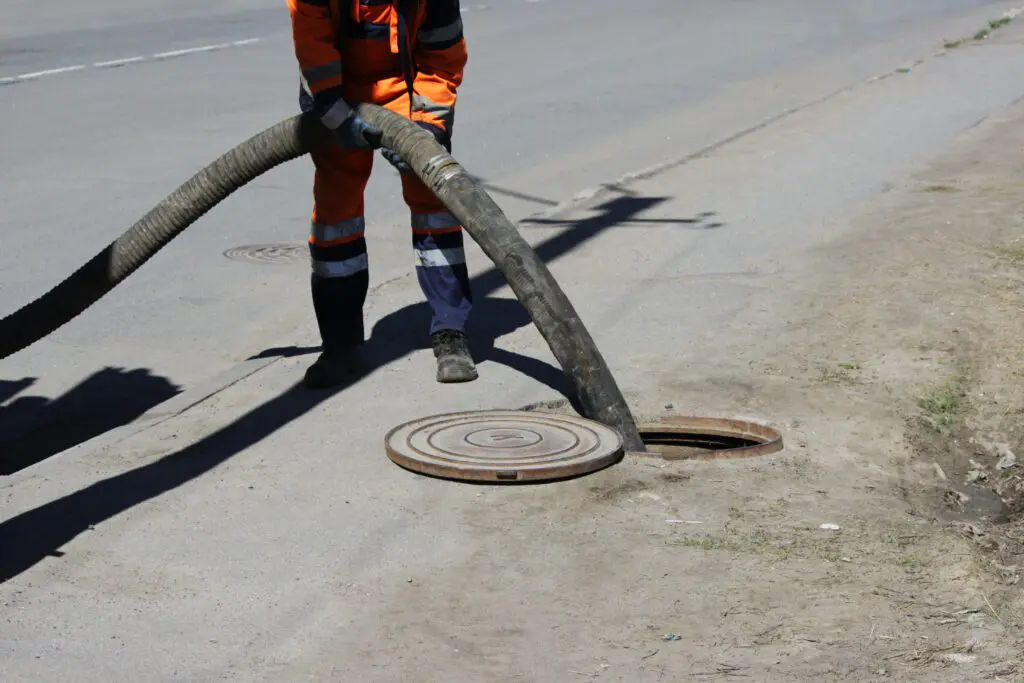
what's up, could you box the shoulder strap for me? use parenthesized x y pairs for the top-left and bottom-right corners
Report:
(396, 0), (417, 114)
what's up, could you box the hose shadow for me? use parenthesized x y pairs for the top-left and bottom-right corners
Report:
(0, 369), (181, 476)
(0, 379), (343, 583)
(467, 176), (560, 208)
(464, 194), (674, 299)
(0, 191), (691, 582)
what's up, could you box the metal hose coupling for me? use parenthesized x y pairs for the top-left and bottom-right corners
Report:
(421, 153), (463, 187)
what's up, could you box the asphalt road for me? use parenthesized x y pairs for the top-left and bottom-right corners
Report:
(0, 0), (1018, 461)
(3, 3), (1024, 680)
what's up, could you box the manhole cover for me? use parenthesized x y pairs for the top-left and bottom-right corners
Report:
(636, 416), (783, 461)
(223, 243), (307, 265)
(384, 410), (624, 482)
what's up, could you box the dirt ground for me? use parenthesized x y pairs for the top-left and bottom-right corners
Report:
(399, 102), (1024, 682)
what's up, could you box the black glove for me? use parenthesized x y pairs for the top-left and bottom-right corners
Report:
(331, 113), (383, 150)
(381, 123), (451, 173)
(380, 146), (412, 173)
(317, 98), (383, 150)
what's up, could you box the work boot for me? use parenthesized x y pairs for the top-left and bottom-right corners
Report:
(303, 345), (364, 389)
(431, 329), (478, 383)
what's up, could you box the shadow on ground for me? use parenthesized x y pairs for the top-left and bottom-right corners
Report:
(0, 369), (180, 476)
(0, 191), (714, 583)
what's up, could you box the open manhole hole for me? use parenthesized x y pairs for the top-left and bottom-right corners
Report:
(636, 416), (783, 461)
(223, 243), (307, 265)
(384, 409), (624, 483)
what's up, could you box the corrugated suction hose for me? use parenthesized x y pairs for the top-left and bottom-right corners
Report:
(0, 105), (645, 453)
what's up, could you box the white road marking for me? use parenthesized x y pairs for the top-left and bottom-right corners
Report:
(93, 56), (146, 68)
(153, 43), (235, 59)
(13, 65), (88, 81)
(0, 37), (265, 86)
(0, 0), (544, 87)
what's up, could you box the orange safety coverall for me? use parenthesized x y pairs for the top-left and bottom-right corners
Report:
(286, 0), (471, 348)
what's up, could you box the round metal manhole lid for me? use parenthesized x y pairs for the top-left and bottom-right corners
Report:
(223, 243), (307, 265)
(384, 410), (625, 482)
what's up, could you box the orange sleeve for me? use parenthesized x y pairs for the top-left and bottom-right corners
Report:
(412, 0), (467, 131)
(288, 0), (345, 117)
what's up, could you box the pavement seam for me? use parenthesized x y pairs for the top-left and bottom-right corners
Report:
(524, 6), (1024, 223)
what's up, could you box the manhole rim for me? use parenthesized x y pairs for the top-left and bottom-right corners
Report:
(633, 415), (784, 461)
(384, 409), (625, 483)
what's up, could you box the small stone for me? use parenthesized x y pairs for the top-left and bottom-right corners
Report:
(996, 450), (1017, 470)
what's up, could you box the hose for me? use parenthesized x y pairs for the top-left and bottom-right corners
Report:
(0, 105), (645, 453)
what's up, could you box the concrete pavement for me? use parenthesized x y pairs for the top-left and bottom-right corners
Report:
(3, 9), (1024, 680)
(3, 0), (1023, 471)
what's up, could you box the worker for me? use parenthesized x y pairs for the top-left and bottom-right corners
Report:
(287, 0), (476, 388)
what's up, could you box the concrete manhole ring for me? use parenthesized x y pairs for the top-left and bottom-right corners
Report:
(223, 243), (307, 265)
(384, 410), (625, 483)
(635, 416), (784, 461)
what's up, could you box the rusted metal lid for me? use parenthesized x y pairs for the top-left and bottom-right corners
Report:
(384, 410), (624, 482)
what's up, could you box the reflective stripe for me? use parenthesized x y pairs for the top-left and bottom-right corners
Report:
(415, 247), (466, 268)
(312, 216), (365, 244)
(320, 99), (353, 129)
(302, 60), (342, 87)
(411, 94), (454, 128)
(412, 212), (459, 232)
(418, 18), (463, 46)
(312, 253), (369, 278)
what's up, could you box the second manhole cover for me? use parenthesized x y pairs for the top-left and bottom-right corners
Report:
(385, 410), (624, 482)
(223, 243), (307, 265)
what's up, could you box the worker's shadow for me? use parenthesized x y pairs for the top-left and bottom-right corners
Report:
(0, 193), (688, 583)
(0, 370), (180, 476)
(0, 299), (575, 584)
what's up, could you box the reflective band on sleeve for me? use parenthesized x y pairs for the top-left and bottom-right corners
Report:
(418, 18), (463, 46)
(312, 253), (369, 278)
(411, 212), (460, 232)
(311, 216), (366, 244)
(302, 60), (342, 88)
(321, 98), (353, 129)
(410, 95), (454, 128)
(415, 247), (466, 268)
